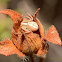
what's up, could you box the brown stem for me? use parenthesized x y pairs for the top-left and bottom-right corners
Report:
(29, 53), (46, 62)
(39, 57), (45, 62)
(29, 53), (35, 62)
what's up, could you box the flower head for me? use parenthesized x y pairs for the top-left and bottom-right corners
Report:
(0, 8), (61, 58)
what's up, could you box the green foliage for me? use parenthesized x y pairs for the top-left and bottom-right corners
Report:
(0, 17), (13, 41)
(14, 9), (22, 15)
(0, 0), (10, 4)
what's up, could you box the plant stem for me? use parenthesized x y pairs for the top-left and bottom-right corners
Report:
(29, 53), (35, 62)
(29, 53), (45, 62)
(39, 57), (45, 62)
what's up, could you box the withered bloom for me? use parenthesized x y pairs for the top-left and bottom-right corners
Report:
(0, 8), (61, 59)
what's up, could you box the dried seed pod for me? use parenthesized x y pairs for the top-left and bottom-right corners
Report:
(0, 8), (61, 59)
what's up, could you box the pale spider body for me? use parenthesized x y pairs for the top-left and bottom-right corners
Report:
(21, 13), (38, 33)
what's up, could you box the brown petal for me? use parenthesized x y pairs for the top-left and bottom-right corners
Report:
(44, 25), (61, 46)
(34, 18), (44, 38)
(0, 38), (25, 57)
(0, 9), (22, 23)
(0, 9), (23, 32)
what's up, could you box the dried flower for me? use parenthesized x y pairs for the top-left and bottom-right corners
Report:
(0, 8), (61, 58)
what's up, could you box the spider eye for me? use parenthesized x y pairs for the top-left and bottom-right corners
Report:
(27, 22), (38, 31)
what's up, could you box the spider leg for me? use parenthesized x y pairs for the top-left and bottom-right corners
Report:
(14, 33), (21, 35)
(27, 13), (33, 21)
(25, 16), (31, 20)
(33, 8), (40, 18)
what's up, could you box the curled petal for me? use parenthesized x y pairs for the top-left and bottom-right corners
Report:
(33, 8), (44, 37)
(0, 9), (22, 23)
(44, 25), (61, 46)
(0, 9), (23, 32)
(37, 48), (47, 58)
(34, 18), (44, 37)
(0, 38), (25, 57)
(37, 41), (49, 57)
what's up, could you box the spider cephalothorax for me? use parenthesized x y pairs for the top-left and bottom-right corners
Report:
(0, 8), (61, 58)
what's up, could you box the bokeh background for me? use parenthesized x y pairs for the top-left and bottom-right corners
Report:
(0, 0), (62, 62)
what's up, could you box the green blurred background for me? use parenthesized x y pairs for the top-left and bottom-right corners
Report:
(0, 0), (62, 62)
